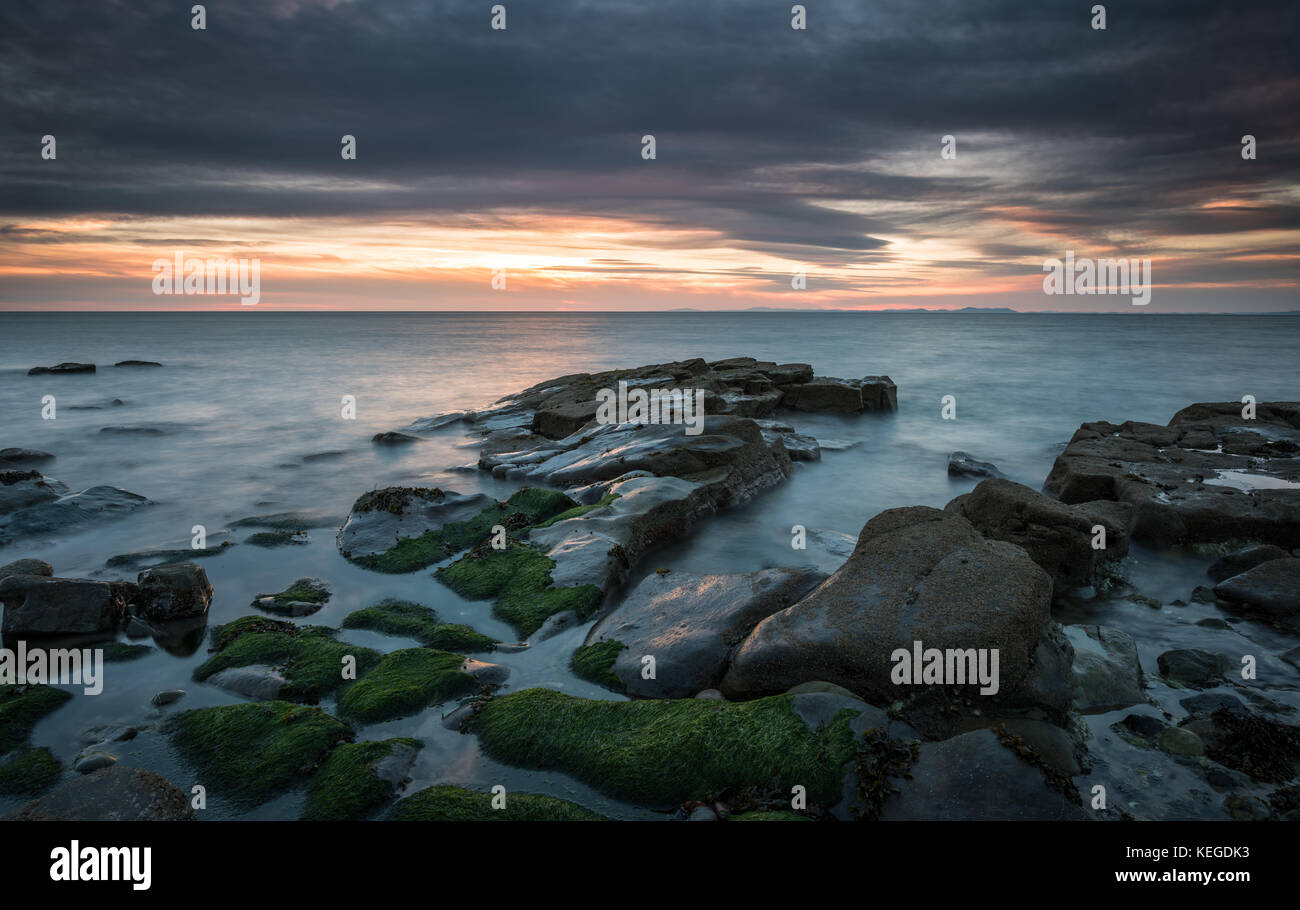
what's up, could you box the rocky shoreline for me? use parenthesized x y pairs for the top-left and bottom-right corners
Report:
(1, 357), (1297, 821)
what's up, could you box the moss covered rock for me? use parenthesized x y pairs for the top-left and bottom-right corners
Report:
(385, 784), (605, 821)
(436, 541), (603, 639)
(301, 738), (421, 820)
(194, 616), (380, 702)
(341, 599), (496, 652)
(337, 649), (479, 724)
(164, 701), (351, 808)
(0, 746), (63, 796)
(0, 684), (73, 755)
(349, 487), (577, 574)
(251, 577), (331, 617)
(469, 689), (859, 809)
(569, 640), (627, 692)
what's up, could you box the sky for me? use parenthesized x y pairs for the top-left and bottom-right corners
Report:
(1, 0), (1298, 312)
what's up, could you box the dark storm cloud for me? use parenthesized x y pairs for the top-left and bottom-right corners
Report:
(1, 0), (1298, 259)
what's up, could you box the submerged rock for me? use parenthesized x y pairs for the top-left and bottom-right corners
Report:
(386, 784), (606, 821)
(251, 577), (331, 616)
(371, 431), (420, 445)
(947, 451), (1004, 479)
(5, 766), (194, 821)
(0, 480), (150, 542)
(0, 448), (55, 467)
(582, 567), (828, 698)
(341, 599), (496, 652)
(302, 738), (422, 821)
(1157, 648), (1234, 689)
(27, 362), (95, 375)
(113, 360), (161, 367)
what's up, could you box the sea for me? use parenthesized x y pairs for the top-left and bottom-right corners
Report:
(1, 310), (1297, 819)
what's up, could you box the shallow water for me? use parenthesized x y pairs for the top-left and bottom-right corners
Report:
(1, 311), (1298, 819)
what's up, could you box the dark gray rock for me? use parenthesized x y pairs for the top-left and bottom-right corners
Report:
(131, 563), (214, 621)
(1157, 649), (1234, 689)
(583, 567), (828, 698)
(721, 507), (1056, 725)
(0, 448), (55, 466)
(948, 451), (1003, 479)
(1207, 544), (1291, 581)
(0, 558), (53, 581)
(945, 478), (1132, 589)
(27, 362), (95, 375)
(0, 575), (129, 635)
(1066, 624), (1145, 714)
(1213, 558), (1300, 615)
(5, 766), (194, 821)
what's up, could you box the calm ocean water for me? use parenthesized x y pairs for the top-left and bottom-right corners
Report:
(1, 311), (1298, 819)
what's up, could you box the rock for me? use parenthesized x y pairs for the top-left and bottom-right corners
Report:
(878, 729), (1086, 820)
(1208, 544), (1291, 581)
(0, 575), (129, 635)
(372, 431), (420, 445)
(695, 688), (724, 700)
(688, 805), (719, 821)
(1043, 402), (1300, 547)
(1120, 713), (1166, 739)
(945, 478), (1131, 589)
(0, 482), (150, 542)
(583, 567), (828, 698)
(1282, 646), (1300, 671)
(131, 563), (213, 621)
(0, 558), (53, 581)
(0, 470), (67, 514)
(5, 766), (194, 821)
(1159, 726), (1205, 756)
(251, 577), (331, 616)
(1179, 692), (1246, 716)
(244, 529), (308, 548)
(27, 362), (95, 375)
(335, 487), (495, 565)
(1066, 624), (1145, 713)
(73, 751), (117, 774)
(113, 360), (161, 367)
(948, 451), (1003, 479)
(205, 665), (289, 700)
(528, 610), (582, 644)
(459, 657), (509, 686)
(722, 507), (1058, 730)
(151, 689), (185, 707)
(1157, 649), (1233, 689)
(0, 448), (55, 466)
(1213, 558), (1300, 615)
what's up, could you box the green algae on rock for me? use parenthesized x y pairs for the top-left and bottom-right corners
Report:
(164, 701), (351, 809)
(0, 684), (73, 755)
(529, 492), (620, 530)
(341, 599), (496, 652)
(0, 746), (63, 796)
(385, 784), (606, 821)
(336, 648), (478, 724)
(569, 640), (627, 693)
(730, 809), (813, 821)
(468, 689), (859, 809)
(251, 577), (331, 616)
(194, 616), (381, 703)
(301, 738), (421, 820)
(350, 487), (577, 574)
(436, 541), (603, 639)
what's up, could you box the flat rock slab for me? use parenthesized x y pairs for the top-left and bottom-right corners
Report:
(1044, 402), (1300, 547)
(584, 566), (828, 698)
(337, 488), (494, 560)
(1213, 558), (1300, 615)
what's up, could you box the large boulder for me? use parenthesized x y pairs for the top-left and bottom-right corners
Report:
(582, 567), (828, 697)
(131, 563), (214, 621)
(0, 558), (53, 581)
(1213, 558), (1300, 616)
(1207, 544), (1291, 582)
(721, 507), (1056, 725)
(945, 478), (1132, 589)
(0, 575), (129, 635)
(1043, 403), (1300, 547)
(5, 766), (193, 820)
